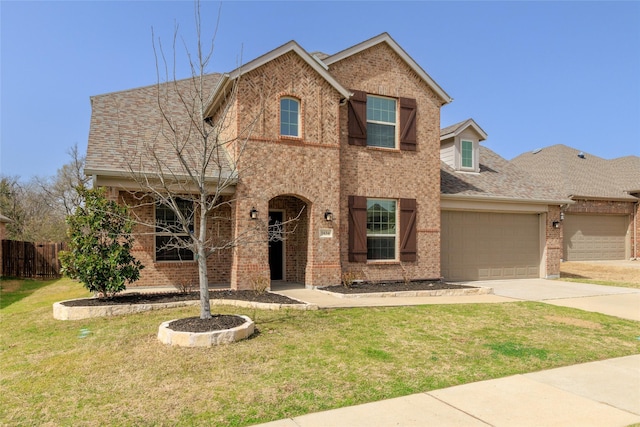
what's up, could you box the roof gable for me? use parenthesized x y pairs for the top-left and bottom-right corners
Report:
(440, 119), (488, 141)
(205, 40), (351, 118)
(323, 33), (452, 105)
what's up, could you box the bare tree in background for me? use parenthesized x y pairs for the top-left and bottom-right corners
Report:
(0, 145), (88, 242)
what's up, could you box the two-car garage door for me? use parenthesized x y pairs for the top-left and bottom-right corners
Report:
(563, 214), (627, 261)
(441, 211), (540, 281)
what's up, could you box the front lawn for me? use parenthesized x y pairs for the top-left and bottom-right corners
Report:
(2, 278), (639, 426)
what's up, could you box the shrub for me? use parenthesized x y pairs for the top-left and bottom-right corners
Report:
(60, 187), (143, 297)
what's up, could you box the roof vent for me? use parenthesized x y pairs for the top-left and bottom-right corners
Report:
(578, 152), (586, 159)
(532, 148), (542, 154)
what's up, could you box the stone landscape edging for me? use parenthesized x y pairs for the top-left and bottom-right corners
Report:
(314, 286), (493, 299)
(157, 315), (255, 347)
(53, 296), (318, 320)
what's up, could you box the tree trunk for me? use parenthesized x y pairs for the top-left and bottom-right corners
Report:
(198, 202), (211, 319)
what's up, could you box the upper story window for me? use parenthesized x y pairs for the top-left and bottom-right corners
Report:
(348, 90), (417, 151)
(366, 95), (397, 149)
(280, 97), (300, 137)
(461, 140), (474, 169)
(155, 199), (194, 262)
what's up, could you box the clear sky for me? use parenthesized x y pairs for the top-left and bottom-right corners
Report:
(1, 1), (639, 180)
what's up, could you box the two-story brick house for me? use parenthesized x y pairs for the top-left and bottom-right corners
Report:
(86, 33), (569, 290)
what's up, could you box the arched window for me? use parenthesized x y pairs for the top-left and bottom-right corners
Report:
(280, 97), (300, 137)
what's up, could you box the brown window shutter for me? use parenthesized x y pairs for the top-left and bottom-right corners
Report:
(399, 97), (417, 151)
(399, 198), (417, 262)
(348, 90), (367, 146)
(348, 195), (368, 262)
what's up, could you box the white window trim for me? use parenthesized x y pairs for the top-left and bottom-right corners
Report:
(366, 95), (399, 150)
(280, 96), (301, 138)
(366, 198), (399, 262)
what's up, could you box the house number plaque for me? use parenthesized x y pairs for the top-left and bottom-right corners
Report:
(319, 228), (333, 238)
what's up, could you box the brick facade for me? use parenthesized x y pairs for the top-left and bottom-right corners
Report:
(93, 35), (598, 289)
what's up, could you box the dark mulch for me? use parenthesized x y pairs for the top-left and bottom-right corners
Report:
(321, 280), (475, 294)
(61, 289), (300, 307)
(168, 315), (247, 333)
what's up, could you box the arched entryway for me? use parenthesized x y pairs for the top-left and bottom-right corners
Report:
(268, 195), (308, 285)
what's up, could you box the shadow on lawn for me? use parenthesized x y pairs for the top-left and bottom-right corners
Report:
(0, 277), (55, 309)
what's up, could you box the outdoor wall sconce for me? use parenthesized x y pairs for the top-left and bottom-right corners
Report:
(249, 207), (259, 220)
(552, 221), (560, 229)
(324, 210), (334, 221)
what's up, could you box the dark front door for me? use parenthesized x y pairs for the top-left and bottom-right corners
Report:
(269, 211), (284, 280)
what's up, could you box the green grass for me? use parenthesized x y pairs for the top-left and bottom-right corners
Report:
(557, 277), (640, 289)
(1, 278), (639, 426)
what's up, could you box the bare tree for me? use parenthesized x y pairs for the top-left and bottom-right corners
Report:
(117, 3), (296, 319)
(37, 143), (91, 216)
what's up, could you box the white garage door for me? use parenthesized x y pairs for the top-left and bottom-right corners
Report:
(564, 214), (627, 261)
(441, 211), (540, 281)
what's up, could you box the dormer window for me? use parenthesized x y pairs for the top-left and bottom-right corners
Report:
(461, 140), (474, 169)
(440, 119), (486, 173)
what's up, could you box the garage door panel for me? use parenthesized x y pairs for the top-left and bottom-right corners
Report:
(441, 211), (540, 281)
(564, 215), (626, 261)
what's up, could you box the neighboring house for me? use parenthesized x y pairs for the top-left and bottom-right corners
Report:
(511, 145), (640, 261)
(439, 119), (571, 281)
(86, 33), (453, 289)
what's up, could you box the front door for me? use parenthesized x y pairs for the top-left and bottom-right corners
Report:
(268, 211), (284, 280)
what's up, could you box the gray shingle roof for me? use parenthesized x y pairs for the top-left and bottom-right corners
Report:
(441, 145), (569, 202)
(510, 144), (640, 200)
(85, 73), (234, 180)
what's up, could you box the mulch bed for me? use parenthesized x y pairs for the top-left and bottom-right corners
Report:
(168, 315), (247, 333)
(321, 280), (475, 294)
(61, 289), (300, 307)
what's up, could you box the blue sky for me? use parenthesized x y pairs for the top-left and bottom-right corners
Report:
(2, 1), (639, 180)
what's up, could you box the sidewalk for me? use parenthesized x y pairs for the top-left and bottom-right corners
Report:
(255, 280), (640, 427)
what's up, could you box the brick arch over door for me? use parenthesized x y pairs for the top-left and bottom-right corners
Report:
(268, 195), (309, 283)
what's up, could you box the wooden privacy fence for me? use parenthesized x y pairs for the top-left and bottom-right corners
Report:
(2, 240), (66, 279)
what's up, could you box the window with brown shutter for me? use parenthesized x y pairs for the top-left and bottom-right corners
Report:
(399, 97), (417, 151)
(348, 90), (367, 146)
(348, 195), (368, 262)
(399, 198), (417, 262)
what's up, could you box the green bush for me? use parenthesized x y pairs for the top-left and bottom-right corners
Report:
(60, 188), (143, 297)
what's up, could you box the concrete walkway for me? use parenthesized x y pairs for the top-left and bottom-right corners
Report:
(254, 280), (640, 427)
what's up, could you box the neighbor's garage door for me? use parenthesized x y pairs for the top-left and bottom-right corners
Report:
(441, 211), (540, 281)
(563, 214), (627, 261)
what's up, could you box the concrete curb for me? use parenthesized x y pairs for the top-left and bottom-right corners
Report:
(314, 286), (493, 299)
(53, 296), (317, 320)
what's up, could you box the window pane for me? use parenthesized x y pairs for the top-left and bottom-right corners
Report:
(462, 140), (473, 168)
(367, 96), (396, 124)
(280, 98), (299, 137)
(155, 199), (194, 261)
(367, 237), (396, 260)
(366, 199), (397, 260)
(155, 235), (194, 261)
(367, 123), (395, 148)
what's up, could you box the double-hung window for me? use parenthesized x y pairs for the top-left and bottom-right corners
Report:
(366, 198), (397, 260)
(461, 140), (474, 169)
(280, 97), (300, 137)
(155, 199), (194, 261)
(366, 95), (397, 148)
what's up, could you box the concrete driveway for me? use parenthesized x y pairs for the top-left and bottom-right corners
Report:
(456, 278), (640, 321)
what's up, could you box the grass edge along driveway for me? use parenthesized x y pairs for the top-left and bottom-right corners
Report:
(2, 277), (639, 426)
